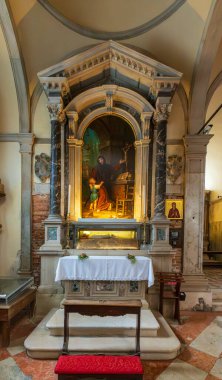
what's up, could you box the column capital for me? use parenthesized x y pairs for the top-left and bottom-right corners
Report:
(66, 111), (79, 138)
(140, 112), (153, 140)
(67, 138), (84, 147)
(66, 111), (79, 122)
(140, 112), (153, 122)
(183, 134), (213, 155)
(19, 133), (35, 154)
(154, 102), (172, 123)
(134, 139), (150, 148)
(47, 99), (66, 123)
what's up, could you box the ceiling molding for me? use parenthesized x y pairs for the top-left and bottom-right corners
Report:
(37, 0), (186, 41)
(206, 70), (222, 110)
(0, 0), (30, 133)
(177, 83), (188, 133)
(189, 0), (222, 134)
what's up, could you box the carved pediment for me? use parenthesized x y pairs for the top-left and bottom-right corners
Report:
(38, 41), (182, 102)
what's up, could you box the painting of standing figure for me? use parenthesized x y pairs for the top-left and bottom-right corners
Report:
(82, 115), (135, 219)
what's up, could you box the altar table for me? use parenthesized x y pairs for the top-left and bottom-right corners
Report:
(55, 256), (154, 287)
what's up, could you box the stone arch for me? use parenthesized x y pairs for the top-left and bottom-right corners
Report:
(77, 107), (142, 141)
(189, 0), (222, 134)
(37, 0), (186, 41)
(206, 70), (222, 110)
(67, 87), (153, 222)
(66, 85), (154, 141)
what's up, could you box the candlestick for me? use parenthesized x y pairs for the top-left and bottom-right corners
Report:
(68, 184), (71, 214)
(65, 212), (70, 249)
(142, 185), (146, 217)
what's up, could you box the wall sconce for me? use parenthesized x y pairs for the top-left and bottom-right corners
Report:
(198, 103), (222, 134)
(202, 124), (213, 134)
(0, 179), (5, 198)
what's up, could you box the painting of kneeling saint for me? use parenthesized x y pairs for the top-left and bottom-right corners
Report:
(82, 116), (135, 219)
(165, 199), (183, 220)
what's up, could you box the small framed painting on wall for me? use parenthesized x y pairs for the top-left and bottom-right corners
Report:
(165, 199), (183, 219)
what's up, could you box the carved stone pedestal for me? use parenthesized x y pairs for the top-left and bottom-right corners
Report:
(40, 216), (64, 251)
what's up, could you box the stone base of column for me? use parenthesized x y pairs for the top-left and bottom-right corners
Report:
(180, 273), (212, 310)
(17, 269), (32, 276)
(17, 253), (32, 276)
(38, 250), (64, 294)
(39, 216), (65, 251)
(182, 273), (209, 291)
(148, 216), (172, 252)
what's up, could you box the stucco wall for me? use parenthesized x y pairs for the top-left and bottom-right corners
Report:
(0, 143), (21, 275)
(0, 25), (19, 133)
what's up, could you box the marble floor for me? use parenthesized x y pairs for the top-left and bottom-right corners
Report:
(1, 311), (222, 380)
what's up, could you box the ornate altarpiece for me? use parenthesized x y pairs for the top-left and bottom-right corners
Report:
(37, 41), (182, 295)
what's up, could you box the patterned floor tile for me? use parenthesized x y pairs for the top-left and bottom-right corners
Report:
(190, 320), (222, 357)
(206, 374), (222, 380)
(210, 358), (222, 379)
(14, 352), (57, 380)
(0, 348), (10, 361)
(178, 346), (217, 372)
(7, 345), (25, 356)
(0, 357), (31, 380)
(174, 313), (221, 344)
(142, 359), (172, 380)
(156, 359), (207, 380)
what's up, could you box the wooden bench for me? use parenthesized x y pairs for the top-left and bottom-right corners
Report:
(54, 299), (143, 380)
(157, 272), (184, 324)
(0, 288), (36, 347)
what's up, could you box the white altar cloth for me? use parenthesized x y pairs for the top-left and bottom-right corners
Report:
(55, 256), (154, 287)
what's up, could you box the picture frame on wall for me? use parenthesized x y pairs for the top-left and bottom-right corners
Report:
(165, 199), (183, 220)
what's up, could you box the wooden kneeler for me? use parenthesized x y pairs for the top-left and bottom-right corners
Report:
(54, 299), (143, 380)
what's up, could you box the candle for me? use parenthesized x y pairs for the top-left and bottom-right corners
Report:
(68, 184), (71, 214)
(142, 185), (146, 217)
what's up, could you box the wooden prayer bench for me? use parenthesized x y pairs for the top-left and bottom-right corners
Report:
(0, 288), (36, 347)
(157, 272), (184, 324)
(54, 299), (143, 380)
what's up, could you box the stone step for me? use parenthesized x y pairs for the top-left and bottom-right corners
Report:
(46, 309), (159, 337)
(212, 301), (222, 311)
(212, 289), (222, 300)
(24, 309), (181, 360)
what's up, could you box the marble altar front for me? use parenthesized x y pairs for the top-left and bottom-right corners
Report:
(55, 255), (154, 302)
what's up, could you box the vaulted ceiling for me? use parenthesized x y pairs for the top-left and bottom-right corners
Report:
(1, 0), (222, 135)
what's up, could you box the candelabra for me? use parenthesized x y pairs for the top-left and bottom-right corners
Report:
(65, 213), (70, 249)
(140, 215), (147, 249)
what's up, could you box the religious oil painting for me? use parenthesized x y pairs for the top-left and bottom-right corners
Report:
(82, 115), (135, 219)
(165, 199), (183, 220)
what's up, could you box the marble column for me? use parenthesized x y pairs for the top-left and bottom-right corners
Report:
(154, 102), (172, 219)
(40, 100), (65, 251)
(182, 135), (213, 293)
(18, 135), (34, 275)
(134, 139), (150, 222)
(68, 138), (84, 220)
(47, 102), (64, 218)
(148, 101), (172, 257)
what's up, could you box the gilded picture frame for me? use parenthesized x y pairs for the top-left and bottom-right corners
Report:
(165, 199), (183, 220)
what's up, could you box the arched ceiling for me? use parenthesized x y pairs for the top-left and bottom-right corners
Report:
(3, 0), (222, 136)
(47, 0), (176, 32)
(7, 0), (214, 95)
(37, 0), (185, 39)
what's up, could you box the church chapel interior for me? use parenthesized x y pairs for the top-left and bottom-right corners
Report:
(1, 0), (222, 379)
